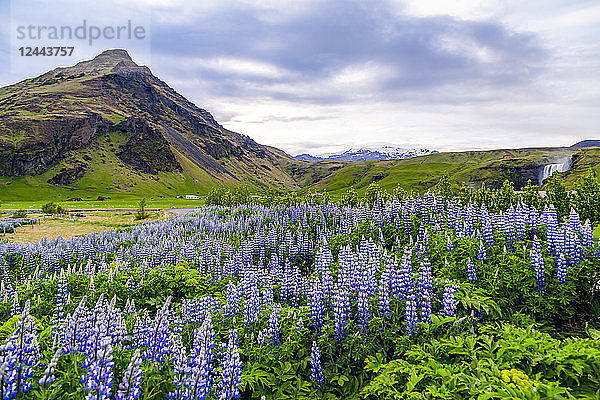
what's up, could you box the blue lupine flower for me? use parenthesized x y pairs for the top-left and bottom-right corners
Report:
(442, 284), (460, 318)
(116, 349), (142, 400)
(556, 252), (567, 284)
(310, 342), (323, 385)
(219, 330), (242, 400)
(82, 337), (114, 400)
(308, 279), (325, 333)
(3, 301), (41, 399)
(267, 306), (280, 345)
(531, 237), (545, 293)
(142, 297), (171, 363)
(477, 240), (487, 262)
(378, 281), (390, 319)
(39, 349), (61, 387)
(333, 284), (350, 344)
(467, 258), (477, 281)
(406, 293), (418, 337)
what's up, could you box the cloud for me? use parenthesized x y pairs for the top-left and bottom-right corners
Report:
(150, 0), (548, 105)
(1, 0), (597, 154)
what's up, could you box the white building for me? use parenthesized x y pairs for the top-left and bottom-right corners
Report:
(185, 195), (200, 200)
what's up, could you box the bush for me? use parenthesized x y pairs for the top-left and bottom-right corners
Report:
(11, 210), (27, 218)
(40, 202), (57, 215)
(545, 172), (571, 222)
(135, 198), (150, 220)
(572, 169), (600, 225)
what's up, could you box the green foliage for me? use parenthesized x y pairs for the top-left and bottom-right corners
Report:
(340, 187), (359, 207)
(11, 209), (28, 218)
(41, 202), (57, 215)
(472, 183), (493, 209)
(434, 173), (454, 202)
(393, 184), (408, 201)
(364, 182), (385, 207)
(0, 315), (20, 341)
(545, 172), (571, 222)
(572, 169), (600, 225)
(135, 198), (150, 220)
(521, 180), (545, 211)
(493, 180), (518, 212)
(363, 323), (600, 399)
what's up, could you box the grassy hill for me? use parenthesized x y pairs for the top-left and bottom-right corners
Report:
(302, 147), (594, 195)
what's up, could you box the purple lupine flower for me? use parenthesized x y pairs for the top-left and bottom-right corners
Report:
(418, 259), (433, 294)
(82, 337), (114, 400)
(310, 342), (323, 385)
(38, 349), (61, 387)
(116, 349), (142, 400)
(333, 284), (350, 344)
(186, 350), (211, 400)
(477, 240), (487, 262)
(243, 282), (260, 327)
(308, 279), (325, 333)
(405, 293), (418, 337)
(556, 252), (567, 284)
(61, 296), (88, 355)
(442, 284), (460, 318)
(2, 301), (41, 399)
(52, 272), (68, 342)
(187, 313), (215, 400)
(446, 235), (454, 251)
(219, 330), (242, 400)
(267, 306), (280, 345)
(378, 280), (390, 319)
(466, 258), (477, 281)
(168, 336), (189, 400)
(531, 236), (545, 293)
(356, 281), (370, 336)
(582, 220), (593, 250)
(143, 297), (171, 363)
(569, 208), (580, 234)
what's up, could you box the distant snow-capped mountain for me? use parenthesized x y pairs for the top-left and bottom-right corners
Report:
(294, 146), (438, 162)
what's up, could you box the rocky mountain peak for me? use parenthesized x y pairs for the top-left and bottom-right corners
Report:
(69, 48), (151, 75)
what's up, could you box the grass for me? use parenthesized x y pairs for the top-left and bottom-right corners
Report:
(2, 142), (599, 204)
(1, 210), (168, 243)
(0, 197), (206, 211)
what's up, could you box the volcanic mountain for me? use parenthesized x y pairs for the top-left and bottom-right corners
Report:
(0, 49), (301, 196)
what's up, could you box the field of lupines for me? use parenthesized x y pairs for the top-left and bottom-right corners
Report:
(1, 190), (600, 399)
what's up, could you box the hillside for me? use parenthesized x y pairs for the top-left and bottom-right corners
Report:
(0, 49), (598, 202)
(572, 140), (600, 148)
(0, 50), (301, 200)
(302, 147), (598, 194)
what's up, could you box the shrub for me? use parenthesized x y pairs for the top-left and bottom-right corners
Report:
(11, 210), (27, 218)
(135, 198), (150, 220)
(41, 202), (57, 215)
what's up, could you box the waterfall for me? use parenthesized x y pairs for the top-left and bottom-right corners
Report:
(539, 157), (571, 185)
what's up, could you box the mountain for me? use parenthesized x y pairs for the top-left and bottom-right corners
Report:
(0, 49), (299, 198)
(294, 146), (437, 162)
(1, 49), (598, 202)
(571, 140), (600, 148)
(294, 153), (326, 162)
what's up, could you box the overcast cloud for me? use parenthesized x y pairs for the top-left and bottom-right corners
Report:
(1, 0), (599, 155)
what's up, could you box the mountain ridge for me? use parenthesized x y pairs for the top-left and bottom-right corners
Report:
(294, 146), (438, 161)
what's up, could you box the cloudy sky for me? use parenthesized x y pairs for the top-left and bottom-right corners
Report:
(1, 0), (599, 155)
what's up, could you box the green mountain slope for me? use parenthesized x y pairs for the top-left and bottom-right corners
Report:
(0, 49), (300, 200)
(304, 147), (596, 194)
